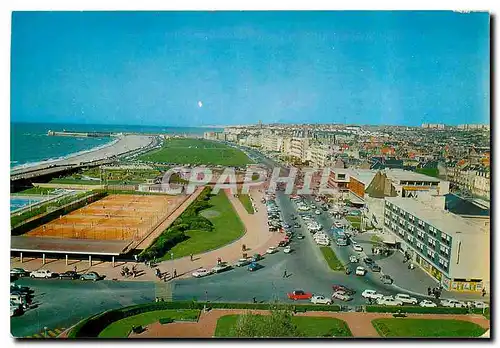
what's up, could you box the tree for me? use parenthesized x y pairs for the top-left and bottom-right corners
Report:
(231, 306), (303, 338)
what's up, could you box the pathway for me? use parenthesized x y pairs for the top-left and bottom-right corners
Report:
(130, 308), (490, 338)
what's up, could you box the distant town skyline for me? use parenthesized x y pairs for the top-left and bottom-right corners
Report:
(11, 11), (490, 127)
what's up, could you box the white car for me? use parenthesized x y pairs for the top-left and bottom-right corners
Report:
(311, 295), (332, 305)
(211, 262), (231, 273)
(377, 296), (403, 306)
(29, 269), (53, 279)
(316, 239), (330, 246)
(355, 266), (367, 276)
(283, 245), (292, 254)
(419, 300), (437, 308)
(353, 244), (363, 252)
(471, 301), (489, 309)
(349, 255), (359, 263)
(315, 210), (321, 215)
(332, 291), (352, 302)
(395, 293), (418, 305)
(192, 268), (212, 278)
(266, 246), (278, 254)
(440, 299), (466, 308)
(362, 289), (384, 300)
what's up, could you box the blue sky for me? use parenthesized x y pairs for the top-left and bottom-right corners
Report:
(11, 11), (489, 126)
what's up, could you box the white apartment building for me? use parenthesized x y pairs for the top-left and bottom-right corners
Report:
(307, 144), (330, 167)
(384, 197), (490, 293)
(288, 137), (309, 162)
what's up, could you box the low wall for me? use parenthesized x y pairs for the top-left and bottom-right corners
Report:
(34, 183), (105, 190)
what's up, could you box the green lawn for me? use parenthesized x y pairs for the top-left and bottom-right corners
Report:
(372, 318), (487, 338)
(370, 235), (383, 243)
(165, 190), (245, 259)
(138, 138), (252, 166)
(237, 194), (254, 214)
(320, 247), (345, 272)
(98, 309), (200, 338)
(215, 315), (352, 337)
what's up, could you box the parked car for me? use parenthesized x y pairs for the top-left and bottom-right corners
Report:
(266, 246), (278, 254)
(283, 246), (292, 254)
(234, 258), (252, 267)
(381, 275), (393, 284)
(332, 284), (356, 295)
(377, 296), (403, 306)
(297, 234), (305, 239)
(311, 295), (332, 305)
(30, 269), (53, 279)
(441, 299), (466, 308)
(332, 290), (352, 302)
(212, 262), (231, 273)
(251, 254), (263, 262)
(293, 223), (301, 228)
(370, 263), (381, 272)
(471, 301), (489, 309)
(315, 210), (321, 215)
(58, 271), (79, 280)
(353, 244), (363, 252)
(349, 255), (359, 263)
(355, 266), (367, 276)
(11, 283), (31, 294)
(80, 271), (102, 281)
(10, 268), (29, 277)
(247, 262), (263, 272)
(395, 293), (418, 305)
(287, 290), (313, 301)
(10, 303), (23, 317)
(363, 257), (374, 265)
(362, 289), (384, 300)
(419, 300), (437, 308)
(278, 240), (289, 247)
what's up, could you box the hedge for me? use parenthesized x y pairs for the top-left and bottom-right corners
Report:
(68, 301), (341, 338)
(366, 305), (469, 314)
(139, 187), (213, 260)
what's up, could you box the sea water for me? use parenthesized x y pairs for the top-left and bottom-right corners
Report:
(10, 122), (222, 169)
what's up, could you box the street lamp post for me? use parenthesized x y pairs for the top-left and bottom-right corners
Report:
(170, 252), (174, 279)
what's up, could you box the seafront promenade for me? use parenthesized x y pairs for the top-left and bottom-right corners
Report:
(10, 134), (156, 178)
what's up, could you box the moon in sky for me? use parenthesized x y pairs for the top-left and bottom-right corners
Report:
(198, 101), (203, 108)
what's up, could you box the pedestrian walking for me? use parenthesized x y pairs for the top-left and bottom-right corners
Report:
(190, 254), (193, 261)
(73, 265), (77, 273)
(482, 289), (486, 297)
(283, 269), (287, 278)
(134, 254), (138, 262)
(427, 287), (431, 296)
(173, 269), (177, 278)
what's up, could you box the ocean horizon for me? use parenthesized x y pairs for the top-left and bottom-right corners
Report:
(10, 122), (222, 168)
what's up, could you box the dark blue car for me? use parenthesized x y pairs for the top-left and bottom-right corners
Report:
(248, 262), (262, 272)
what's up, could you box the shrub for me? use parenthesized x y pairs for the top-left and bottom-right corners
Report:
(366, 305), (469, 314)
(159, 317), (174, 325)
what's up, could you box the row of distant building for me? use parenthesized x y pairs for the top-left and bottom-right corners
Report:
(203, 123), (490, 295)
(421, 123), (490, 130)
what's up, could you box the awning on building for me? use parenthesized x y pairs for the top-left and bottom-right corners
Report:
(348, 192), (366, 206)
(382, 236), (397, 245)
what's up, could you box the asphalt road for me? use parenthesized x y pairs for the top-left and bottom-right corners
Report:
(11, 278), (155, 337)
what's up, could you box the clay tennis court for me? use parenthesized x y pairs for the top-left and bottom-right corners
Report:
(27, 194), (187, 241)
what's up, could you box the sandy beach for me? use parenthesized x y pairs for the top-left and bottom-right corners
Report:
(11, 134), (155, 175)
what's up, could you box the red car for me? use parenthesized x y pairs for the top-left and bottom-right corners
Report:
(287, 290), (313, 301)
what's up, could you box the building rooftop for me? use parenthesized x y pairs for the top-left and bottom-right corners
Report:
(385, 197), (489, 236)
(384, 168), (441, 183)
(349, 169), (378, 185)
